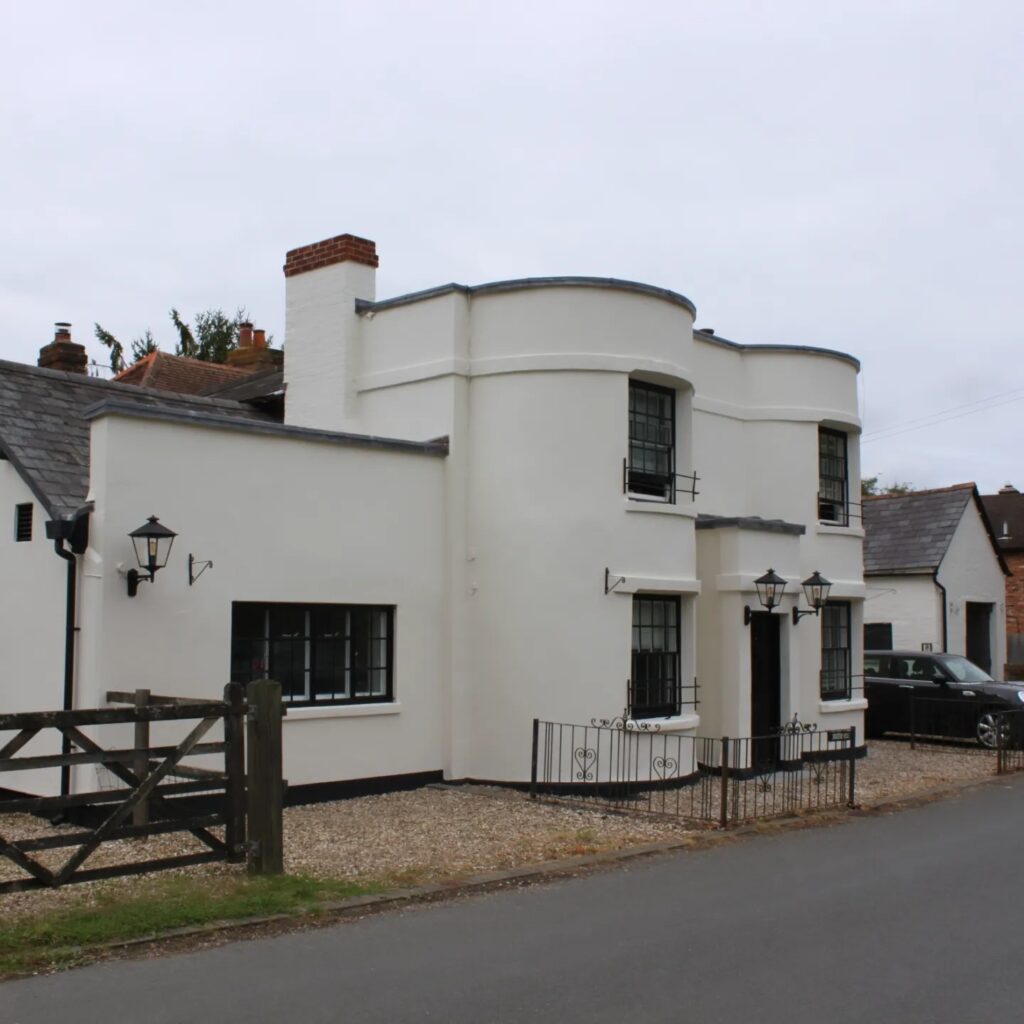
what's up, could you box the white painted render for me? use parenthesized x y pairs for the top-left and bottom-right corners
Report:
(938, 500), (1007, 665)
(284, 261), (865, 779)
(0, 462), (67, 795)
(4, 254), (866, 793)
(863, 574), (943, 652)
(74, 414), (447, 790)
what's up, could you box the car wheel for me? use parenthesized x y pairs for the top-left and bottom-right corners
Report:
(976, 713), (1004, 749)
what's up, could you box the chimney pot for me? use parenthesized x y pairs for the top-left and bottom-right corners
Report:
(252, 328), (266, 349)
(238, 322), (254, 348)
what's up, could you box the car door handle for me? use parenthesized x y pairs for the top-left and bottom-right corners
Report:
(898, 684), (914, 689)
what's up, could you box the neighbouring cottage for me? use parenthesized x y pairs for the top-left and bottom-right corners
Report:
(0, 234), (865, 798)
(863, 485), (1009, 674)
(981, 484), (1024, 677)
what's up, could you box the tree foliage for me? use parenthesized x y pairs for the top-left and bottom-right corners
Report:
(94, 307), (257, 372)
(862, 475), (914, 496)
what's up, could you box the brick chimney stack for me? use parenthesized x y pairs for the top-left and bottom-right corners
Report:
(38, 322), (88, 374)
(226, 323), (283, 370)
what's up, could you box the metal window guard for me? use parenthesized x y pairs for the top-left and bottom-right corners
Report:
(624, 458), (700, 504)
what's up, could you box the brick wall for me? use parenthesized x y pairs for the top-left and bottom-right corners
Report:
(283, 234), (378, 277)
(1005, 550), (1024, 634)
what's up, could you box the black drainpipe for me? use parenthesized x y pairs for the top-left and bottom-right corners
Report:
(53, 538), (76, 797)
(934, 572), (949, 652)
(45, 508), (90, 797)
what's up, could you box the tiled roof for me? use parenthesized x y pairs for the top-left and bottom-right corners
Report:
(113, 351), (254, 395)
(863, 484), (975, 574)
(981, 487), (1024, 554)
(0, 360), (272, 519)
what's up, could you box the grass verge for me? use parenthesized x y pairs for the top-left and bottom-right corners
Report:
(0, 873), (381, 978)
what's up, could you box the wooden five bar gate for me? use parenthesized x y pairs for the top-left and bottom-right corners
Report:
(0, 680), (284, 894)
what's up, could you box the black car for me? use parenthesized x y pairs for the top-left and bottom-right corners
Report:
(864, 650), (1024, 748)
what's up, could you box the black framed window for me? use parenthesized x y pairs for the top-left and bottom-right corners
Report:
(231, 602), (394, 706)
(630, 595), (681, 718)
(818, 428), (849, 524)
(628, 380), (675, 501)
(864, 622), (893, 650)
(15, 503), (32, 542)
(821, 601), (852, 700)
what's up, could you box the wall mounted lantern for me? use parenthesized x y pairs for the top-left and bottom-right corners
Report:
(126, 516), (177, 597)
(744, 568), (787, 625)
(792, 571), (832, 624)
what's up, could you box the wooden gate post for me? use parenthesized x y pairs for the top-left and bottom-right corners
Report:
(246, 679), (284, 875)
(132, 689), (151, 828)
(224, 682), (247, 863)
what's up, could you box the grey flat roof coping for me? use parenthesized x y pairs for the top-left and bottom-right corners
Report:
(83, 400), (450, 457)
(695, 331), (861, 370)
(355, 277), (698, 318)
(696, 514), (806, 536)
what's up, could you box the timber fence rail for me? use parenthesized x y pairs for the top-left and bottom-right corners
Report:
(530, 716), (856, 827)
(0, 679), (284, 893)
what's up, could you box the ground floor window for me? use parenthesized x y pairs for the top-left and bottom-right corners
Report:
(821, 601), (852, 700)
(864, 622), (893, 650)
(630, 595), (681, 718)
(231, 602), (394, 706)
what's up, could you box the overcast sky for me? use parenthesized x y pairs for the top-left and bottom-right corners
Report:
(2, 1), (1020, 493)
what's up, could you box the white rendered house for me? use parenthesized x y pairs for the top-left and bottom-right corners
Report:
(0, 234), (865, 797)
(863, 485), (1008, 673)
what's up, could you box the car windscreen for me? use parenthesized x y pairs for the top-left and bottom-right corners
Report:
(935, 656), (994, 683)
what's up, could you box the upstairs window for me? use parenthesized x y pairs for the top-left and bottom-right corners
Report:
(628, 380), (675, 502)
(820, 601), (852, 701)
(231, 602), (394, 707)
(15, 503), (32, 542)
(818, 427), (849, 525)
(630, 595), (682, 718)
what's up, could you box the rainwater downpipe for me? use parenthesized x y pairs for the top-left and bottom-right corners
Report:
(46, 508), (89, 798)
(52, 536), (77, 797)
(934, 572), (949, 652)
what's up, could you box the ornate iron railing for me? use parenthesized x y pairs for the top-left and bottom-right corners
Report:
(530, 715), (856, 827)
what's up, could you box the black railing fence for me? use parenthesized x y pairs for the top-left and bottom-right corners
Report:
(530, 716), (855, 827)
(623, 458), (699, 504)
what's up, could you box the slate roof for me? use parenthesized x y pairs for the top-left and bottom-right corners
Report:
(0, 359), (273, 520)
(863, 483), (1008, 575)
(113, 351), (256, 394)
(981, 487), (1024, 554)
(207, 369), (284, 402)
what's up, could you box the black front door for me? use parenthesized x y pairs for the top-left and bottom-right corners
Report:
(750, 612), (782, 766)
(966, 603), (993, 674)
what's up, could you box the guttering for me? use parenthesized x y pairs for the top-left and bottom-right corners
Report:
(44, 506), (90, 797)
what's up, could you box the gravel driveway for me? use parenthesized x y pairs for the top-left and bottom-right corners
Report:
(0, 739), (1006, 920)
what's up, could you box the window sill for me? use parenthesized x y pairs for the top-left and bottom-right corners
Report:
(284, 702), (401, 721)
(816, 524), (865, 539)
(627, 712), (700, 733)
(818, 698), (868, 714)
(625, 500), (698, 518)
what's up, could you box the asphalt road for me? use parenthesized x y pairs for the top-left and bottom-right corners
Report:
(6, 776), (1024, 1024)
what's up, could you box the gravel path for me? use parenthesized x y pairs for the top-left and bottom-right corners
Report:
(0, 740), (1007, 921)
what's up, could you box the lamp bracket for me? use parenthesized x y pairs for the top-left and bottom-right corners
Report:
(188, 554), (213, 587)
(604, 567), (626, 595)
(792, 606), (822, 625)
(126, 567), (155, 597)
